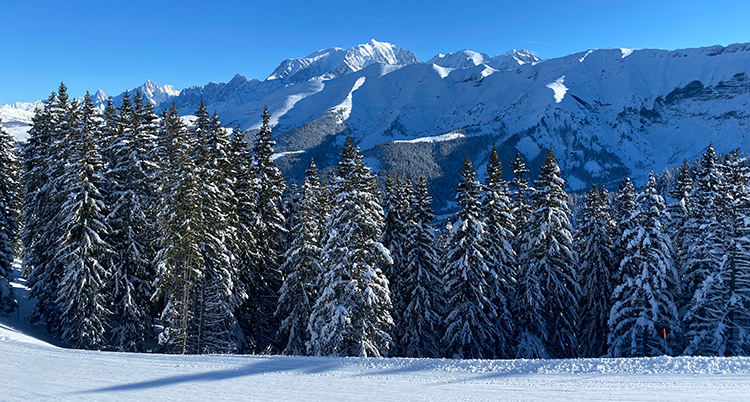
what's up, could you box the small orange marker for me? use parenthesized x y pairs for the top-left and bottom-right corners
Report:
(663, 328), (667, 338)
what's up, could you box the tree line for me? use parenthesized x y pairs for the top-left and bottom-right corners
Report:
(1, 83), (749, 359)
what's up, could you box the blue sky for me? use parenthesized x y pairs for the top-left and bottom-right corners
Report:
(1, 0), (748, 104)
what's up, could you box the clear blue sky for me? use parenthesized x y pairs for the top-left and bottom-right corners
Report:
(1, 0), (748, 104)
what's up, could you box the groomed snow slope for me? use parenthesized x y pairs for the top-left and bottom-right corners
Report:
(2, 264), (750, 401)
(2, 323), (750, 401)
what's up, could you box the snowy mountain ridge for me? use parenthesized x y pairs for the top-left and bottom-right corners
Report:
(4, 40), (750, 209)
(267, 39), (419, 82)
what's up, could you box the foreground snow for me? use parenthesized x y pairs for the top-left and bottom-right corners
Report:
(2, 264), (750, 401)
(1, 323), (749, 401)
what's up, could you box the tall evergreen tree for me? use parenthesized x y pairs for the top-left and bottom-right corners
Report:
(575, 185), (616, 358)
(609, 172), (681, 357)
(381, 172), (412, 353)
(441, 157), (498, 359)
(681, 145), (723, 311)
(612, 175), (638, 284)
(683, 150), (750, 356)
(667, 159), (693, 296)
(24, 84), (74, 332)
(155, 103), (242, 354)
(153, 104), (206, 354)
(481, 146), (517, 358)
(397, 175), (445, 358)
(54, 93), (115, 349)
(276, 160), (325, 355)
(0, 120), (19, 313)
(307, 136), (393, 357)
(510, 152), (533, 253)
(194, 108), (242, 354)
(105, 90), (160, 351)
(227, 123), (258, 353)
(241, 106), (287, 353)
(515, 149), (579, 359)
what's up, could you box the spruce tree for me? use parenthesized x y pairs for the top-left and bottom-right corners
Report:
(153, 104), (206, 354)
(515, 149), (579, 359)
(241, 106), (287, 353)
(307, 136), (393, 357)
(54, 93), (115, 349)
(612, 175), (638, 284)
(381, 172), (412, 354)
(609, 172), (681, 357)
(24, 84), (74, 332)
(481, 146), (517, 358)
(510, 152), (533, 253)
(194, 108), (242, 354)
(398, 175), (445, 358)
(681, 145), (723, 311)
(155, 103), (242, 354)
(227, 123), (258, 353)
(575, 185), (616, 358)
(0, 120), (18, 313)
(667, 159), (693, 299)
(683, 150), (750, 356)
(441, 157), (498, 359)
(105, 90), (160, 351)
(276, 160), (325, 355)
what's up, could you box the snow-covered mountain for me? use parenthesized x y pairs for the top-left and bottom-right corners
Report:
(0, 81), (180, 141)
(267, 39), (418, 82)
(427, 48), (539, 70)
(100, 80), (181, 109)
(4, 40), (750, 209)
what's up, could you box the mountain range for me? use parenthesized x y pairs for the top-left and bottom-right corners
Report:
(3, 39), (750, 210)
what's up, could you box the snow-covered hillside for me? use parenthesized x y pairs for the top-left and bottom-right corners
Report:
(4, 40), (750, 207)
(3, 246), (750, 401)
(3, 312), (750, 401)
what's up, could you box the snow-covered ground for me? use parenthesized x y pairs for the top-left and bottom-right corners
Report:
(2, 266), (750, 401)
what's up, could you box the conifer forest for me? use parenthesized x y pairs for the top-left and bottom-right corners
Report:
(4, 82), (750, 360)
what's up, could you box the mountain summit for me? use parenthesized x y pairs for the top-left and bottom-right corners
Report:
(267, 39), (419, 82)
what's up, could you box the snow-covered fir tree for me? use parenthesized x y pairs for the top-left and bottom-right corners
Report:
(104, 90), (160, 351)
(307, 135), (393, 357)
(515, 149), (580, 359)
(667, 160), (693, 295)
(397, 174), (445, 358)
(609, 172), (681, 357)
(441, 157), (498, 359)
(241, 106), (287, 354)
(510, 152), (533, 254)
(24, 84), (75, 332)
(381, 172), (412, 354)
(680, 145), (724, 312)
(0, 120), (19, 313)
(683, 150), (750, 356)
(612, 175), (638, 284)
(193, 105), (243, 354)
(226, 123), (257, 353)
(54, 93), (115, 349)
(481, 146), (517, 359)
(276, 160), (325, 355)
(153, 103), (206, 354)
(575, 185), (616, 358)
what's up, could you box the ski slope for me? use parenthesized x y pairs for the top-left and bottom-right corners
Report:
(2, 323), (750, 401)
(2, 265), (750, 401)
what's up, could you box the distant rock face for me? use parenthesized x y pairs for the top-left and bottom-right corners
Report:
(4, 41), (750, 210)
